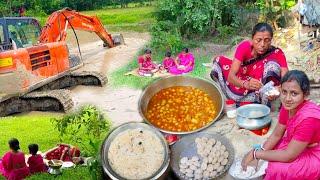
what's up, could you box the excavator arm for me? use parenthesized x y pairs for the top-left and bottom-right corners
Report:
(39, 8), (117, 48)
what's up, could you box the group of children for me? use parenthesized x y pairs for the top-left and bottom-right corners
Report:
(0, 138), (46, 180)
(137, 47), (195, 76)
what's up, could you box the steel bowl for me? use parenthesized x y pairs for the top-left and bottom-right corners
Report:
(139, 76), (224, 134)
(101, 122), (170, 180)
(171, 132), (234, 179)
(236, 104), (271, 130)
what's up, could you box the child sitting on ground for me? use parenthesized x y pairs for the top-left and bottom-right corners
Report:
(160, 51), (175, 72)
(27, 144), (47, 174)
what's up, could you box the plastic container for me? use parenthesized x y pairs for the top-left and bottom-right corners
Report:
(225, 99), (237, 118)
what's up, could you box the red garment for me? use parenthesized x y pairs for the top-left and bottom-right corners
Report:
(162, 57), (175, 70)
(265, 100), (320, 179)
(27, 155), (47, 174)
(45, 144), (80, 162)
(0, 151), (30, 180)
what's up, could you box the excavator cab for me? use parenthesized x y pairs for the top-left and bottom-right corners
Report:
(0, 17), (41, 51)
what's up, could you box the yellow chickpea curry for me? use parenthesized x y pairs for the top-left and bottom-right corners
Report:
(146, 86), (217, 132)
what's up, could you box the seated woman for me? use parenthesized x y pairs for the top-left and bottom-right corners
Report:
(0, 138), (30, 180)
(137, 48), (158, 76)
(210, 23), (288, 104)
(160, 51), (175, 72)
(241, 70), (320, 179)
(169, 47), (195, 75)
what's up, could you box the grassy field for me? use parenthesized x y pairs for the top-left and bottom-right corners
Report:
(34, 6), (155, 32)
(0, 114), (61, 155)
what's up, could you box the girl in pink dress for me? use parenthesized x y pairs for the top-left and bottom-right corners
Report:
(137, 48), (158, 76)
(210, 23), (288, 104)
(0, 138), (30, 180)
(241, 70), (320, 180)
(160, 51), (175, 72)
(169, 47), (195, 75)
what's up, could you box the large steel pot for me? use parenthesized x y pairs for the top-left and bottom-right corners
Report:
(101, 122), (170, 180)
(139, 76), (224, 134)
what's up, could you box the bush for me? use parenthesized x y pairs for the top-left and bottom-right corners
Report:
(51, 105), (112, 180)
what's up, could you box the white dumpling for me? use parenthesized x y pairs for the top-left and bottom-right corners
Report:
(180, 157), (188, 164)
(218, 156), (224, 163)
(220, 145), (226, 151)
(221, 158), (228, 166)
(195, 137), (202, 144)
(213, 162), (220, 170)
(193, 160), (200, 167)
(215, 141), (222, 147)
(200, 162), (208, 171)
(203, 170), (210, 178)
(207, 140), (214, 148)
(180, 167), (187, 174)
(210, 170), (217, 178)
(208, 154), (214, 163)
(201, 137), (208, 143)
(186, 172), (194, 178)
(179, 163), (188, 169)
(194, 169), (202, 175)
(208, 138), (216, 145)
(189, 164), (197, 171)
(191, 156), (199, 162)
(223, 151), (229, 158)
(212, 157), (218, 164)
(185, 168), (193, 174)
(207, 164), (214, 172)
(202, 158), (208, 165)
(217, 165), (224, 173)
(194, 174), (202, 180)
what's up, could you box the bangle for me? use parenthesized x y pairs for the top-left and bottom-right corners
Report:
(241, 80), (248, 88)
(253, 148), (260, 160)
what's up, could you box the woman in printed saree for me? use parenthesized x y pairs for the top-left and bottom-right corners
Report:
(241, 70), (320, 180)
(137, 48), (158, 76)
(0, 138), (30, 180)
(210, 23), (288, 103)
(169, 47), (195, 75)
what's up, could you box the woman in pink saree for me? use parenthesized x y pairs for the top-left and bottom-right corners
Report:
(242, 70), (320, 180)
(169, 47), (195, 75)
(160, 51), (175, 72)
(210, 23), (288, 104)
(0, 138), (30, 180)
(137, 48), (158, 76)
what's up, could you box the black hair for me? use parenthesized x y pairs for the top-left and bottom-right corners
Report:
(252, 22), (273, 38)
(8, 138), (20, 151)
(165, 51), (171, 57)
(144, 48), (152, 54)
(182, 47), (189, 53)
(280, 70), (310, 95)
(28, 144), (39, 155)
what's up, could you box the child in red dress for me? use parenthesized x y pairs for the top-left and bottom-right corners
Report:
(27, 144), (47, 174)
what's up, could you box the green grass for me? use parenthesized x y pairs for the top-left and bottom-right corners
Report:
(110, 50), (212, 89)
(0, 114), (62, 155)
(26, 166), (98, 180)
(33, 6), (155, 32)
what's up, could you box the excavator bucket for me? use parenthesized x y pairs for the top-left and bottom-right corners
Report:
(112, 34), (125, 46)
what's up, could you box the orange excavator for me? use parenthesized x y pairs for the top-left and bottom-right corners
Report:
(0, 8), (124, 116)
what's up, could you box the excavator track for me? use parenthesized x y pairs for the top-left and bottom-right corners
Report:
(38, 71), (108, 91)
(0, 71), (107, 116)
(0, 89), (73, 116)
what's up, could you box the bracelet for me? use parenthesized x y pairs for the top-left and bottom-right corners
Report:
(253, 148), (260, 160)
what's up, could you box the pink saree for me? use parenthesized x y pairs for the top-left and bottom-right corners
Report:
(265, 101), (320, 180)
(0, 151), (30, 180)
(169, 52), (194, 75)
